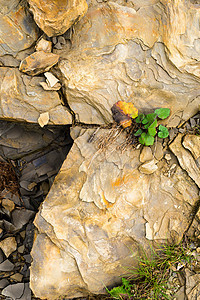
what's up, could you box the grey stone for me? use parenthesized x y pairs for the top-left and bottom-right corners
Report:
(58, 36), (66, 45)
(18, 283), (31, 300)
(2, 283), (24, 299)
(0, 279), (9, 289)
(54, 42), (63, 50)
(0, 259), (14, 271)
(23, 254), (32, 264)
(190, 118), (196, 128)
(12, 209), (35, 231)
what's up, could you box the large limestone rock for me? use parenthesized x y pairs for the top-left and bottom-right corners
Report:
(0, 67), (71, 124)
(57, 1), (200, 126)
(30, 128), (199, 299)
(0, 0), (39, 57)
(28, 0), (88, 37)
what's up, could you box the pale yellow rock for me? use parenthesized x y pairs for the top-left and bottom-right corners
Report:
(35, 38), (52, 53)
(38, 112), (49, 128)
(28, 0), (88, 37)
(44, 72), (59, 87)
(183, 135), (200, 160)
(139, 159), (158, 174)
(40, 81), (61, 91)
(140, 146), (153, 163)
(2, 199), (15, 212)
(58, 2), (200, 126)
(170, 134), (200, 188)
(19, 51), (60, 76)
(10, 273), (23, 282)
(0, 237), (17, 257)
(145, 223), (153, 240)
(154, 142), (164, 161)
(165, 154), (172, 161)
(30, 128), (199, 299)
(0, 67), (71, 124)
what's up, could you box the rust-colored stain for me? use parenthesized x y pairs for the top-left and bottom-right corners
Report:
(101, 191), (114, 209)
(112, 174), (134, 188)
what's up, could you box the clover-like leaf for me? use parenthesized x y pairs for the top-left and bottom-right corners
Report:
(139, 132), (154, 146)
(144, 119), (157, 129)
(135, 114), (145, 123)
(148, 127), (157, 137)
(134, 129), (143, 136)
(155, 108), (170, 120)
(158, 125), (169, 138)
(142, 113), (157, 125)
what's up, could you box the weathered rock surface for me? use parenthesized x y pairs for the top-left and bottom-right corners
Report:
(19, 51), (60, 76)
(28, 0), (88, 37)
(0, 67), (71, 124)
(0, 0), (39, 57)
(58, 1), (200, 126)
(30, 128), (199, 299)
(170, 134), (200, 188)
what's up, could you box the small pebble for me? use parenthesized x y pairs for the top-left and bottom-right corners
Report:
(165, 154), (171, 161)
(190, 118), (196, 128)
(58, 36), (66, 45)
(52, 36), (57, 44)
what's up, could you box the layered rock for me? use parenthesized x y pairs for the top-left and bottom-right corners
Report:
(0, 67), (71, 124)
(170, 134), (200, 188)
(0, 0), (39, 57)
(28, 0), (88, 37)
(57, 1), (200, 126)
(30, 128), (199, 299)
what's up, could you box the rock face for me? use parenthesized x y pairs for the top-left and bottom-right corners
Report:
(58, 1), (200, 126)
(28, 0), (88, 37)
(30, 128), (199, 299)
(0, 67), (71, 124)
(0, 0), (39, 57)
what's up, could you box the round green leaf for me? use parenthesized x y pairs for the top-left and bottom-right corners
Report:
(135, 114), (145, 123)
(155, 108), (170, 120)
(144, 134), (154, 146)
(148, 127), (157, 137)
(139, 132), (154, 146)
(158, 125), (169, 138)
(134, 129), (143, 136)
(139, 132), (146, 145)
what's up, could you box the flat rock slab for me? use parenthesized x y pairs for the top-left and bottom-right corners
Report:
(19, 51), (60, 76)
(0, 0), (39, 57)
(0, 67), (71, 124)
(28, 0), (88, 37)
(58, 2), (200, 126)
(30, 128), (199, 299)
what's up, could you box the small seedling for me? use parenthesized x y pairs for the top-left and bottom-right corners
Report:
(134, 108), (170, 146)
(111, 101), (170, 147)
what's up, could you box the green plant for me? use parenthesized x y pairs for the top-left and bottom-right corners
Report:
(107, 242), (194, 300)
(134, 108), (170, 146)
